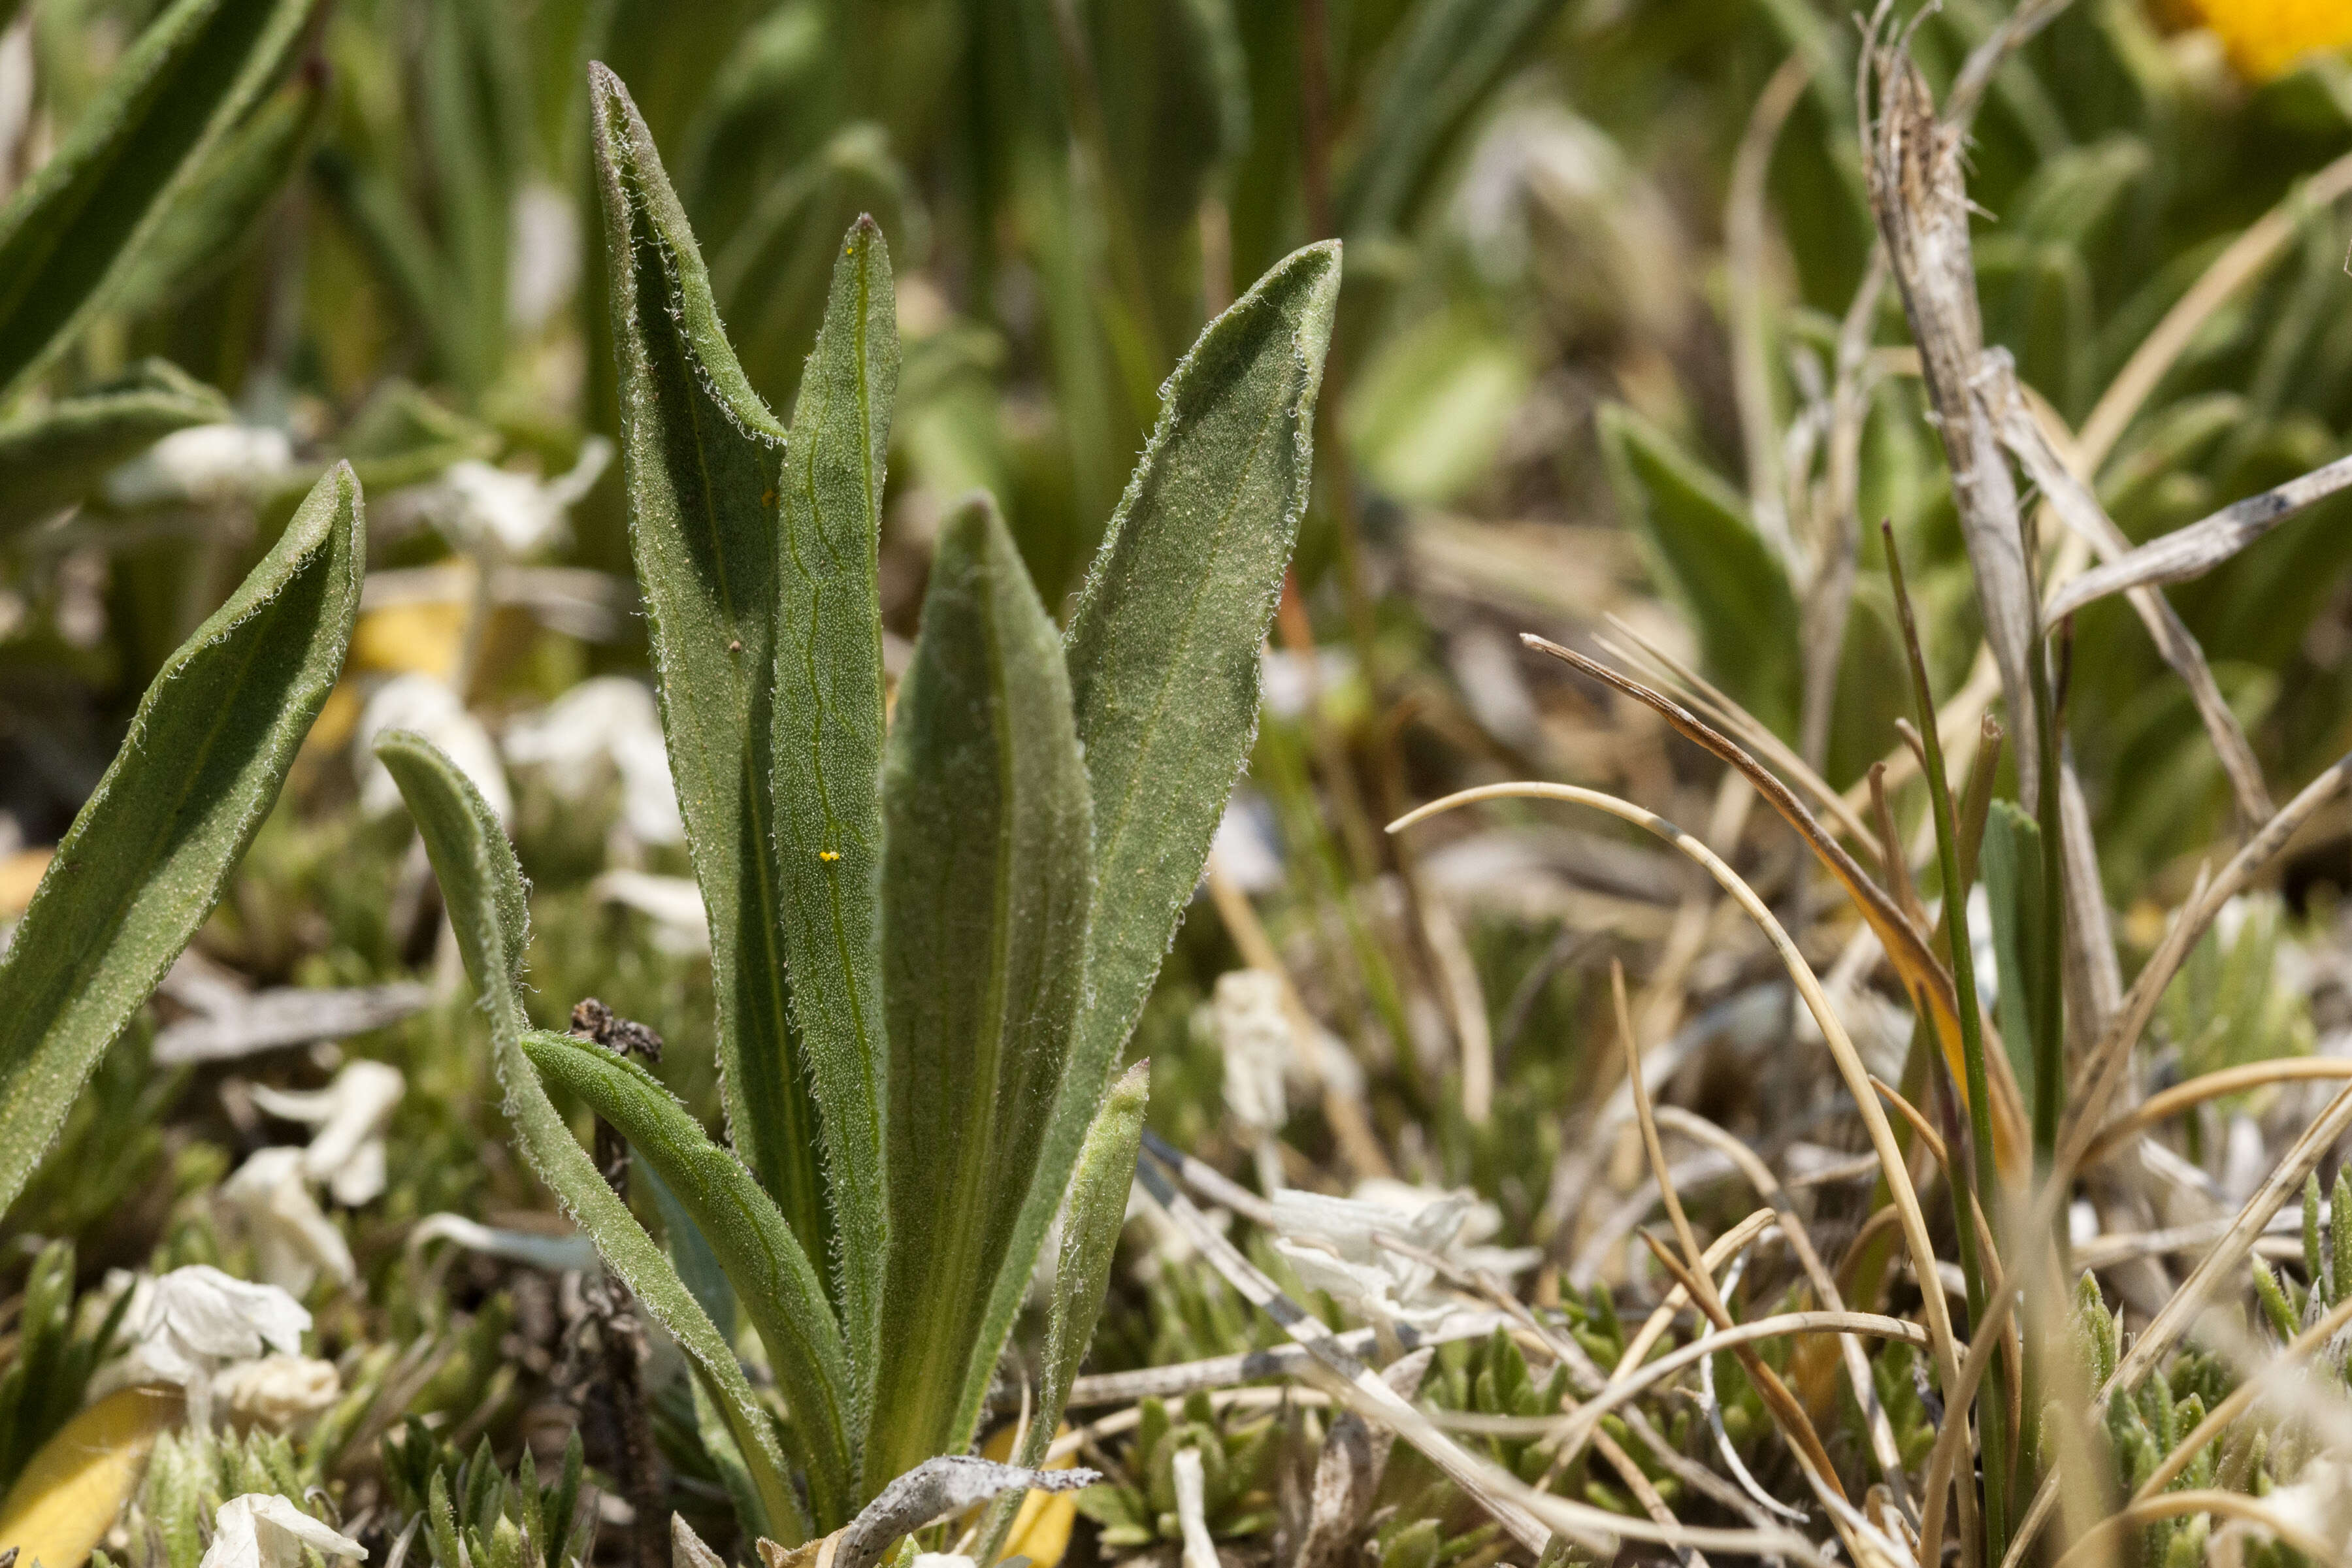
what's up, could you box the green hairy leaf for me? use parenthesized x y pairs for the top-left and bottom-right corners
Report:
(0, 462), (361, 1220)
(1597, 400), (1800, 734)
(867, 495), (1095, 1491)
(0, 0), (320, 402)
(518, 1030), (856, 1525)
(589, 63), (830, 1264)
(975, 1060), (1150, 1563)
(768, 215), (896, 1394)
(372, 734), (807, 1544)
(0, 359), (231, 537)
(1051, 238), (1336, 1245)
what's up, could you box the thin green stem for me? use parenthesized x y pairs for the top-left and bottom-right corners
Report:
(2026, 622), (2068, 1175)
(1884, 522), (2011, 1568)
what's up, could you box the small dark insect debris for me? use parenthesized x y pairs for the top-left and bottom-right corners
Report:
(570, 997), (664, 1064)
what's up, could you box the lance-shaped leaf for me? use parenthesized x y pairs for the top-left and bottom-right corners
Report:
(975, 1060), (1149, 1564)
(0, 462), (360, 1219)
(0, 0), (319, 402)
(519, 1030), (856, 1527)
(589, 64), (828, 1258)
(372, 734), (808, 1544)
(1054, 240), (1336, 1199)
(767, 217), (896, 1394)
(0, 359), (230, 538)
(866, 496), (1094, 1492)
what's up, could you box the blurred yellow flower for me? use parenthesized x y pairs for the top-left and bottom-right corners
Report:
(2168, 0), (2352, 80)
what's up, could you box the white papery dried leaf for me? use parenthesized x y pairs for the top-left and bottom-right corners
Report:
(198, 1494), (365, 1568)
(504, 676), (683, 845)
(1211, 969), (1290, 1134)
(222, 1147), (356, 1296)
(251, 1060), (404, 1205)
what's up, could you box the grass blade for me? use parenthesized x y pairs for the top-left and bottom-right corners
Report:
(768, 216), (896, 1398)
(0, 0), (319, 402)
(372, 733), (808, 1544)
(0, 359), (230, 538)
(0, 462), (361, 1219)
(588, 64), (827, 1260)
(519, 1031), (856, 1526)
(1882, 523), (2012, 1565)
(868, 495), (1094, 1493)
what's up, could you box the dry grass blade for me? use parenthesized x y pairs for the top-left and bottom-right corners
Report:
(1728, 53), (1812, 565)
(1058, 1313), (1511, 1407)
(1389, 780), (1968, 1445)
(1654, 1105), (1916, 1514)
(1527, 1309), (1929, 1448)
(1606, 1208), (1782, 1386)
(2108, 1078), (2352, 1392)
(1414, 1213), (1793, 1538)
(2082, 1058), (2352, 1166)
(2046, 1490), (2350, 1568)
(1598, 619), (1880, 858)
(1865, 763), (1929, 934)
(1615, 961), (1866, 1561)
(1522, 634), (2031, 1179)
(1914, 1250), (2014, 1568)
(1983, 357), (2272, 823)
(1997, 757), (2352, 1562)
(2045, 449), (2352, 623)
(1803, 249), (1887, 770)
(1941, 0), (2070, 130)
(2061, 752), (2352, 1171)
(1865, 1077), (2006, 1284)
(1131, 1151), (1558, 1555)
(1133, 1147), (1829, 1563)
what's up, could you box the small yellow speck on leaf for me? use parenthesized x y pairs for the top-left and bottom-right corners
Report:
(818, 849), (841, 862)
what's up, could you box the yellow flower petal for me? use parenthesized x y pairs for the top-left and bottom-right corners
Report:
(2174, 0), (2352, 79)
(0, 1387), (183, 1568)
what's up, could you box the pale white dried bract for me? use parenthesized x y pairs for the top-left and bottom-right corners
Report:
(251, 1059), (405, 1206)
(197, 1494), (367, 1568)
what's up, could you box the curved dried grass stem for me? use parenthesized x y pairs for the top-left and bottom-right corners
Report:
(2048, 1489), (2351, 1568)
(2082, 1058), (2352, 1166)
(1652, 1105), (1918, 1517)
(1492, 1309), (1929, 1446)
(1607, 1208), (1781, 1388)
(1526, 634), (2030, 1179)
(1392, 782), (1968, 1516)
